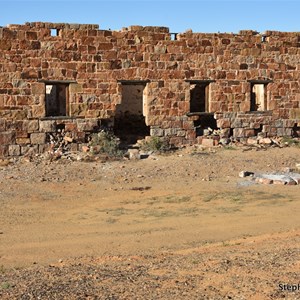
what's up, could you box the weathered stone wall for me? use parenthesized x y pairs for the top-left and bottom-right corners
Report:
(0, 22), (300, 156)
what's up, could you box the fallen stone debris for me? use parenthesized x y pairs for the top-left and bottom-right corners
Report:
(1, 133), (299, 169)
(255, 173), (300, 185)
(196, 132), (300, 151)
(240, 168), (300, 185)
(235, 136), (299, 149)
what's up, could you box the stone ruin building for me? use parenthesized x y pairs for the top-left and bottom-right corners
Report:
(0, 22), (300, 156)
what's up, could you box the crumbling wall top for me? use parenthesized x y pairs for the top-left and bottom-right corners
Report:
(263, 30), (300, 37)
(123, 25), (169, 33)
(7, 22), (99, 30)
(2, 22), (300, 39)
(5, 22), (170, 33)
(238, 30), (259, 36)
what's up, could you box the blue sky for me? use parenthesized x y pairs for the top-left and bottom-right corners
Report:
(1, 0), (299, 34)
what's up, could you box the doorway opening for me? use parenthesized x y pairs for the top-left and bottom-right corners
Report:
(186, 80), (215, 137)
(45, 83), (69, 117)
(114, 81), (150, 145)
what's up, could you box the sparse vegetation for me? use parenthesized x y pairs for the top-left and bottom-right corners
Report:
(140, 136), (171, 153)
(163, 195), (191, 203)
(202, 194), (218, 202)
(142, 208), (175, 218)
(110, 208), (127, 216)
(223, 145), (237, 150)
(0, 265), (5, 274)
(88, 130), (124, 157)
(226, 192), (243, 203)
(222, 241), (230, 247)
(179, 207), (200, 216)
(281, 136), (300, 147)
(1, 142), (300, 300)
(1, 282), (11, 289)
(106, 217), (118, 224)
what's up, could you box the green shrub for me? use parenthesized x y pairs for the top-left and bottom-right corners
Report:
(281, 136), (300, 147)
(223, 145), (237, 150)
(88, 131), (123, 157)
(140, 136), (171, 152)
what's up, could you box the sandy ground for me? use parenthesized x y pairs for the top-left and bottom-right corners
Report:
(0, 145), (300, 299)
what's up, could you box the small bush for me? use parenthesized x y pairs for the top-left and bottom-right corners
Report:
(223, 145), (237, 150)
(88, 130), (123, 157)
(140, 136), (171, 153)
(0, 265), (5, 274)
(281, 136), (300, 147)
(1, 282), (11, 289)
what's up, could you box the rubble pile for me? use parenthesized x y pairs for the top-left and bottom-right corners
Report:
(48, 129), (75, 158)
(254, 173), (300, 185)
(200, 130), (300, 150)
(240, 163), (300, 185)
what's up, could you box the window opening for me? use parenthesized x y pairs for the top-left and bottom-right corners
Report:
(250, 83), (267, 111)
(170, 33), (177, 41)
(114, 82), (150, 145)
(45, 83), (69, 117)
(190, 82), (210, 113)
(50, 29), (59, 36)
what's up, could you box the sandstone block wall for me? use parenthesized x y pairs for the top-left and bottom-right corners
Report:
(0, 22), (300, 156)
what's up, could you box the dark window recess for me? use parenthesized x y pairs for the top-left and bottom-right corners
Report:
(194, 115), (218, 137)
(293, 123), (300, 137)
(45, 83), (69, 117)
(190, 83), (210, 113)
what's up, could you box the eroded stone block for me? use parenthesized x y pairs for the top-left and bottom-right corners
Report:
(0, 132), (15, 145)
(39, 120), (56, 132)
(8, 144), (21, 156)
(30, 132), (46, 144)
